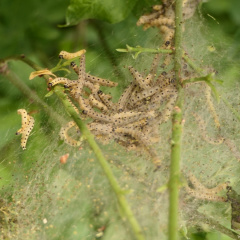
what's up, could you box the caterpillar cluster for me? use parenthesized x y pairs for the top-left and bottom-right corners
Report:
(137, 0), (199, 46)
(47, 49), (178, 169)
(16, 109), (35, 150)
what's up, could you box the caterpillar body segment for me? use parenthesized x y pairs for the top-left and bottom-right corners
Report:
(59, 49), (86, 60)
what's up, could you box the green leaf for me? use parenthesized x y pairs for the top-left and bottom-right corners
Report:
(63, 0), (138, 26)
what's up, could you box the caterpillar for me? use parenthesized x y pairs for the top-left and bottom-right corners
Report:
(112, 111), (155, 127)
(48, 77), (72, 88)
(59, 49), (86, 60)
(185, 185), (227, 202)
(86, 74), (118, 87)
(88, 123), (114, 135)
(98, 91), (116, 112)
(149, 17), (174, 27)
(193, 113), (224, 145)
(59, 121), (81, 147)
(129, 85), (162, 106)
(185, 173), (228, 202)
(16, 109), (34, 150)
(79, 96), (113, 123)
(117, 83), (136, 112)
(88, 94), (108, 112)
(149, 54), (161, 76)
(78, 54), (85, 81)
(128, 66), (151, 89)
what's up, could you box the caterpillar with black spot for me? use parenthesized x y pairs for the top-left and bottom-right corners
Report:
(59, 121), (81, 147)
(112, 111), (155, 127)
(128, 66), (151, 89)
(86, 74), (118, 87)
(79, 96), (113, 123)
(185, 173), (228, 202)
(16, 109), (34, 150)
(48, 77), (73, 88)
(98, 91), (116, 112)
(88, 94), (108, 112)
(117, 82), (136, 112)
(59, 49), (86, 60)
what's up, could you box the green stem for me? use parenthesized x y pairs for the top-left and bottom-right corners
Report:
(168, 1), (184, 240)
(54, 86), (145, 240)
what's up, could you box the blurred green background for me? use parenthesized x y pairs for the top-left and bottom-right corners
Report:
(0, 0), (240, 239)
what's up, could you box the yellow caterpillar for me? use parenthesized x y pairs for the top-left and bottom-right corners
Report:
(59, 49), (86, 60)
(16, 109), (34, 150)
(59, 121), (81, 147)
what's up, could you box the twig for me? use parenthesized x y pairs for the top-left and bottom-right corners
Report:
(168, 1), (184, 240)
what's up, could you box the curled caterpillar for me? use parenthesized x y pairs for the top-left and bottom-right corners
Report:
(59, 49), (86, 60)
(16, 109), (34, 150)
(59, 121), (81, 147)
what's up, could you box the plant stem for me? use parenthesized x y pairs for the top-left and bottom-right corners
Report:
(54, 86), (145, 240)
(168, 1), (183, 240)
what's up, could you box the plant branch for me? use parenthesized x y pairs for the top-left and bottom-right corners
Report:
(168, 1), (184, 240)
(53, 86), (145, 240)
